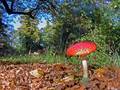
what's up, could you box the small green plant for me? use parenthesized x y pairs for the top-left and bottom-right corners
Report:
(109, 52), (120, 67)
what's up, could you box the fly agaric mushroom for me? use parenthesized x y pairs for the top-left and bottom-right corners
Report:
(66, 41), (97, 84)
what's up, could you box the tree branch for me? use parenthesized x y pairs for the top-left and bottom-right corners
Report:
(1, 0), (35, 18)
(1, 0), (12, 13)
(11, 0), (16, 10)
(9, 11), (35, 18)
(1, 0), (58, 18)
(41, 0), (58, 16)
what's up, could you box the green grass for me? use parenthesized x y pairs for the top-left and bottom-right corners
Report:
(0, 51), (120, 68)
(0, 55), (42, 64)
(109, 52), (120, 67)
(0, 53), (81, 65)
(0, 53), (67, 64)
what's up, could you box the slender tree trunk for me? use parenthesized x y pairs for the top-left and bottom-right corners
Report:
(29, 47), (31, 55)
(59, 28), (70, 53)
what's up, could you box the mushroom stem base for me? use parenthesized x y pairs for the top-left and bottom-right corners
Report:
(81, 77), (89, 85)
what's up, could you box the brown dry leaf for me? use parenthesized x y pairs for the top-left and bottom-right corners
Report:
(58, 75), (74, 84)
(48, 87), (56, 90)
(95, 68), (106, 76)
(0, 63), (120, 90)
(78, 85), (85, 90)
(65, 85), (81, 90)
(94, 68), (107, 81)
(29, 68), (44, 78)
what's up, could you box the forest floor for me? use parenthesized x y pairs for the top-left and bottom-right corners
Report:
(0, 62), (120, 90)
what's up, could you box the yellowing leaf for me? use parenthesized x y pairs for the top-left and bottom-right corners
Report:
(29, 68), (44, 78)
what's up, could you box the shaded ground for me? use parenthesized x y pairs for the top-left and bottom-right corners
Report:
(0, 62), (120, 90)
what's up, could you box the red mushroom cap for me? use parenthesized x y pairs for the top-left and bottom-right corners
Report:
(66, 41), (97, 57)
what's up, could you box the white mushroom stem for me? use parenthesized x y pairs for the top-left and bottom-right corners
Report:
(82, 60), (88, 78)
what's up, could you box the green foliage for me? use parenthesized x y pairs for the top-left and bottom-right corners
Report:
(43, 21), (63, 51)
(0, 12), (9, 48)
(77, 0), (120, 67)
(43, 2), (93, 53)
(41, 0), (120, 67)
(14, 15), (41, 53)
(109, 52), (120, 67)
(1, 0), (120, 68)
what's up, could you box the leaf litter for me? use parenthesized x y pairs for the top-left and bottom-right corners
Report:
(0, 62), (120, 90)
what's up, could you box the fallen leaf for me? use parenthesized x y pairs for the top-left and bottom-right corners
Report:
(30, 68), (44, 78)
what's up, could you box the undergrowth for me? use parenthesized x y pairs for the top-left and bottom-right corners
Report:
(0, 51), (120, 68)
